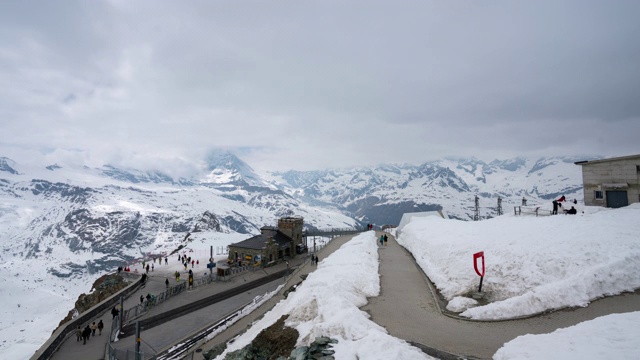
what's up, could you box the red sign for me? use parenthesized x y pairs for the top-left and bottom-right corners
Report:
(473, 251), (485, 277)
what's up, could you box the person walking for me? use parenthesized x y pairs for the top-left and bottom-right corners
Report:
(111, 306), (119, 319)
(82, 325), (91, 345)
(165, 278), (170, 289)
(97, 320), (104, 335)
(384, 234), (388, 246)
(76, 325), (82, 342)
(315, 256), (319, 265)
(151, 263), (154, 272)
(165, 257), (168, 265)
(379, 235), (384, 246)
(140, 295), (144, 305)
(90, 321), (97, 336)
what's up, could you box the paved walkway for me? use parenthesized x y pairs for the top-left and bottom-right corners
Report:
(51, 256), (304, 360)
(362, 232), (640, 359)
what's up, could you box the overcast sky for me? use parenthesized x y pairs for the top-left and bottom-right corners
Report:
(1, 1), (639, 174)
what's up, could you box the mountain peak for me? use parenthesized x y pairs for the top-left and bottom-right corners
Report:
(0, 157), (19, 175)
(203, 151), (264, 187)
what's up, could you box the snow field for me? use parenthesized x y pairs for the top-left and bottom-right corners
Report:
(397, 203), (640, 320)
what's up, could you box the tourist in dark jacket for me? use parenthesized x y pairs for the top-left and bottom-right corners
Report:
(82, 325), (91, 344)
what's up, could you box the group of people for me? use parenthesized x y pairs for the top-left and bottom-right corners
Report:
(118, 255), (170, 275)
(178, 254), (199, 270)
(75, 320), (103, 345)
(552, 195), (578, 215)
(140, 293), (156, 307)
(310, 254), (320, 265)
(379, 234), (388, 246)
(366, 223), (374, 230)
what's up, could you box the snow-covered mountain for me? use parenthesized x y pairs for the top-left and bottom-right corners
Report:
(269, 156), (588, 223)
(0, 153), (588, 280)
(0, 152), (357, 279)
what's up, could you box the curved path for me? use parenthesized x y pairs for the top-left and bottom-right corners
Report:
(362, 232), (640, 360)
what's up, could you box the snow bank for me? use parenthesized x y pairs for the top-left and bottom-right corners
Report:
(494, 311), (640, 359)
(397, 204), (640, 320)
(217, 231), (432, 359)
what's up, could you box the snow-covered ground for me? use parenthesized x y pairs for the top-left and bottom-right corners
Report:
(217, 231), (432, 360)
(397, 203), (640, 320)
(396, 204), (640, 359)
(494, 312), (640, 360)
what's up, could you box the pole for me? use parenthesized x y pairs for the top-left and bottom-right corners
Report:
(284, 261), (289, 283)
(478, 276), (484, 292)
(135, 321), (141, 360)
(210, 245), (213, 277)
(119, 296), (124, 335)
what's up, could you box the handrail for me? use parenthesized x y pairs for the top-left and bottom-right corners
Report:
(30, 274), (143, 360)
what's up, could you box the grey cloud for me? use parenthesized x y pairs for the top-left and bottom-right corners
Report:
(1, 0), (639, 172)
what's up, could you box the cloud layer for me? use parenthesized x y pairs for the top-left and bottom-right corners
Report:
(1, 1), (639, 172)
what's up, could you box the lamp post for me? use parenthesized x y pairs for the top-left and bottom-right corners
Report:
(284, 261), (289, 283)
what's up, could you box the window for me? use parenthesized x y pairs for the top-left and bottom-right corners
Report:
(594, 190), (604, 200)
(637, 165), (640, 173)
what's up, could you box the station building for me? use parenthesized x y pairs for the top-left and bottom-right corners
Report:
(227, 216), (304, 267)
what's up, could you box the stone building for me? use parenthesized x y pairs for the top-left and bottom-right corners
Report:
(227, 216), (304, 267)
(575, 154), (640, 208)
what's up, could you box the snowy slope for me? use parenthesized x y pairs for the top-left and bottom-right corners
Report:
(397, 204), (640, 320)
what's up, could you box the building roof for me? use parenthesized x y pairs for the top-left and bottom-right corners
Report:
(575, 154), (640, 166)
(229, 230), (292, 250)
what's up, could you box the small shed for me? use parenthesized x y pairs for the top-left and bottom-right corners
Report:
(575, 154), (640, 208)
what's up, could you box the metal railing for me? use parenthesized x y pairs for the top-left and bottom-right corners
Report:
(303, 227), (363, 237)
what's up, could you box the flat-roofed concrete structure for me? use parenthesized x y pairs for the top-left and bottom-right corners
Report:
(575, 154), (640, 208)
